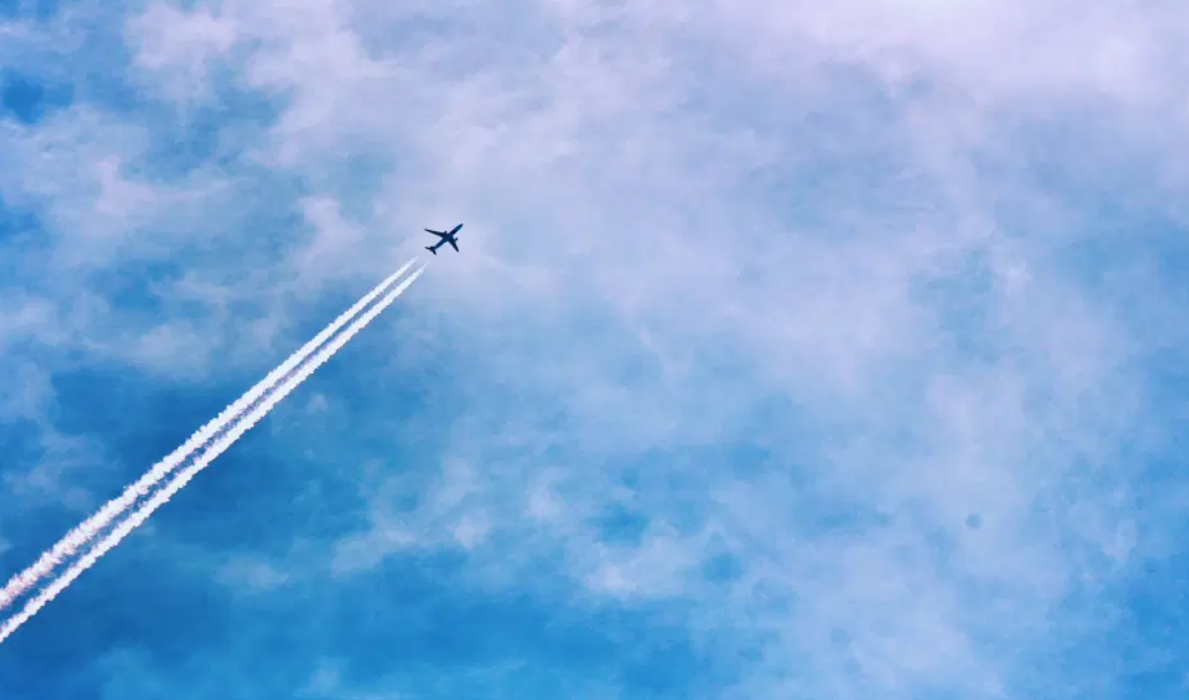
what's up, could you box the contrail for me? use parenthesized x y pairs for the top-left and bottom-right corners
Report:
(0, 260), (417, 611)
(0, 265), (425, 645)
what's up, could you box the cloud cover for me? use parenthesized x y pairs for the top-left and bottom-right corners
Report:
(2, 0), (1189, 697)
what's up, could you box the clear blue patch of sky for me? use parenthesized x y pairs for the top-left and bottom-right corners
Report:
(1, 70), (72, 124)
(1116, 549), (1189, 698)
(0, 0), (65, 22)
(0, 199), (44, 284)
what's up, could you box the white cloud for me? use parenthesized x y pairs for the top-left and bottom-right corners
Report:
(186, 0), (1167, 689)
(2, 0), (1185, 697)
(125, 2), (238, 105)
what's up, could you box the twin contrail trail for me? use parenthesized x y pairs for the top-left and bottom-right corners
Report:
(0, 261), (424, 644)
(0, 260), (417, 612)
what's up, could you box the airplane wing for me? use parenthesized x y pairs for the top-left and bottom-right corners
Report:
(425, 228), (448, 238)
(448, 239), (459, 252)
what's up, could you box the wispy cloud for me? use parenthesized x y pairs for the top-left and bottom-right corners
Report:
(1, 0), (1186, 697)
(216, 555), (290, 593)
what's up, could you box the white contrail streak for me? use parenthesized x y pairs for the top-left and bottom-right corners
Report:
(0, 260), (416, 611)
(0, 265), (424, 645)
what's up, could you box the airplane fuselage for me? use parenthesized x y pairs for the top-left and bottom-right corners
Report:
(425, 223), (464, 255)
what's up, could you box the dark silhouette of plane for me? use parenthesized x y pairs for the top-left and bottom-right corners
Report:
(424, 223), (463, 255)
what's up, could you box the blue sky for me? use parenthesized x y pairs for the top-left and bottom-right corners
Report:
(2, 0), (1189, 697)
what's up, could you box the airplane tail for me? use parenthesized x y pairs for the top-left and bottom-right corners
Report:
(425, 246), (437, 255)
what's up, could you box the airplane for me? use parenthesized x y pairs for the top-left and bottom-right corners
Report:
(424, 223), (463, 255)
